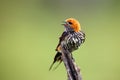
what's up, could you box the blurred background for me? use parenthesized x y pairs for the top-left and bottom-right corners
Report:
(0, 0), (120, 80)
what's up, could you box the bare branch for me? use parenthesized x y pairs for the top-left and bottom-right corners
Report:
(61, 47), (82, 80)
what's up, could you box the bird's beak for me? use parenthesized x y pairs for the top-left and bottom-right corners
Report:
(61, 21), (67, 25)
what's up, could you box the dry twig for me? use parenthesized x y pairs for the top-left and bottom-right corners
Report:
(61, 47), (82, 80)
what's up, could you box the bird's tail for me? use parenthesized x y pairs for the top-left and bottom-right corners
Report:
(49, 52), (62, 70)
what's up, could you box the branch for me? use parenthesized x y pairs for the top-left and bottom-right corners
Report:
(61, 47), (82, 80)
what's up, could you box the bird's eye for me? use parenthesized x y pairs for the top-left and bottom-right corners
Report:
(68, 22), (72, 25)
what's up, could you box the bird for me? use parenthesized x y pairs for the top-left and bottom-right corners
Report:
(49, 18), (85, 70)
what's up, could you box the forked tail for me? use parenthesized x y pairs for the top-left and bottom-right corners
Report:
(49, 52), (62, 70)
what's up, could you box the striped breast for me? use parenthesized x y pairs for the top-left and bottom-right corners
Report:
(61, 31), (85, 52)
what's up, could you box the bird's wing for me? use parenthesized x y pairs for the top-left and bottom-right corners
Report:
(55, 31), (68, 51)
(49, 31), (68, 70)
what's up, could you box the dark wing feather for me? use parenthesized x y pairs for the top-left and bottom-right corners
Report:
(56, 31), (69, 51)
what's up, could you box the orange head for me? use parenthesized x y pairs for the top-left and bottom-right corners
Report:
(62, 18), (81, 32)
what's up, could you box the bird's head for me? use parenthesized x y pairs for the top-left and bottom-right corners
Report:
(62, 18), (81, 32)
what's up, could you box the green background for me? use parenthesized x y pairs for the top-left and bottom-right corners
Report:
(0, 0), (120, 80)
